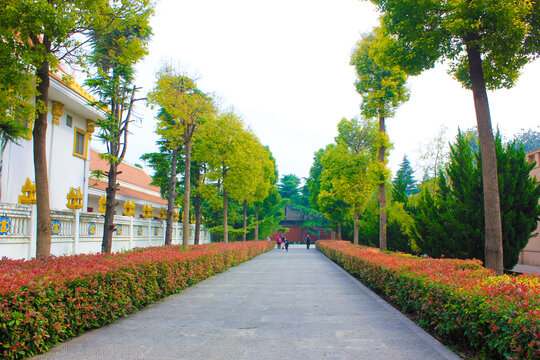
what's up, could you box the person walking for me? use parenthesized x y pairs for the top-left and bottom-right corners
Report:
(284, 238), (289, 252)
(306, 234), (311, 250)
(276, 236), (282, 250)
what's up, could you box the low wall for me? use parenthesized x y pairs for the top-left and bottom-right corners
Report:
(0, 203), (211, 259)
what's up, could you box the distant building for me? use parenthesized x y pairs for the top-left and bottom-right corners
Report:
(270, 204), (334, 243)
(519, 148), (540, 266)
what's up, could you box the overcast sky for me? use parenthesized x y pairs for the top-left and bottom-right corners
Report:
(113, 0), (540, 182)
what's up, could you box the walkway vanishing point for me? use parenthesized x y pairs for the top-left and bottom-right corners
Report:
(33, 245), (461, 360)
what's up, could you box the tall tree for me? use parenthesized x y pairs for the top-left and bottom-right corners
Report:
(193, 110), (245, 243)
(320, 117), (379, 245)
(141, 132), (185, 246)
(369, 0), (537, 274)
(86, 0), (154, 253)
(252, 146), (278, 240)
(307, 146), (350, 239)
(0, 0), (108, 257)
(147, 67), (216, 248)
(351, 27), (410, 251)
(226, 130), (271, 241)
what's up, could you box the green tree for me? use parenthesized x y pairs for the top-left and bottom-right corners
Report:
(320, 117), (379, 245)
(0, 0), (110, 257)
(86, 0), (153, 253)
(0, 34), (33, 187)
(256, 186), (286, 239)
(193, 110), (245, 243)
(486, 136), (540, 269)
(392, 155), (416, 203)
(369, 0), (537, 274)
(226, 130), (273, 241)
(414, 132), (483, 259)
(147, 67), (216, 247)
(278, 174), (301, 200)
(351, 27), (410, 250)
(307, 145), (350, 239)
(412, 131), (540, 269)
(251, 146), (277, 240)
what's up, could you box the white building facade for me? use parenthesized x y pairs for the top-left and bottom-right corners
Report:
(1, 73), (100, 209)
(0, 72), (210, 260)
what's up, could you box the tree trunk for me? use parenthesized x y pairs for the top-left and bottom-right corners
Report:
(223, 192), (228, 243)
(353, 205), (359, 245)
(165, 148), (178, 245)
(242, 199), (247, 241)
(466, 38), (504, 275)
(223, 166), (228, 243)
(102, 162), (118, 253)
(337, 221), (342, 240)
(194, 164), (201, 245)
(254, 203), (259, 241)
(182, 138), (192, 248)
(34, 59), (52, 258)
(378, 115), (387, 251)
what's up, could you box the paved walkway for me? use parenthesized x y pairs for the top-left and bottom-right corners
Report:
(512, 263), (540, 275)
(33, 245), (460, 360)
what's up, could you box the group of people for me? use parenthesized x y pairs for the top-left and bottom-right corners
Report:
(275, 235), (289, 251)
(275, 234), (312, 251)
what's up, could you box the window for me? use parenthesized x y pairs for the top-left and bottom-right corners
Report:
(73, 128), (87, 158)
(66, 115), (73, 128)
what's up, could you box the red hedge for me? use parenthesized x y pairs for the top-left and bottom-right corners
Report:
(0, 241), (273, 359)
(317, 240), (540, 360)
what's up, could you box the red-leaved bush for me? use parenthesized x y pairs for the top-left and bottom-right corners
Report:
(0, 241), (273, 359)
(317, 240), (540, 360)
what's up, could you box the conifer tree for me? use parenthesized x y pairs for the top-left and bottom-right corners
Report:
(392, 155), (416, 203)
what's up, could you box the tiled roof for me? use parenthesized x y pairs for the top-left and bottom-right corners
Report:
(89, 178), (167, 205)
(90, 150), (162, 192)
(89, 150), (167, 205)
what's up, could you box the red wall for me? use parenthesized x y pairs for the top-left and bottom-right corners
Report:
(270, 226), (334, 243)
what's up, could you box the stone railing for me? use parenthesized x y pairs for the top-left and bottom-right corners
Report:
(0, 203), (211, 260)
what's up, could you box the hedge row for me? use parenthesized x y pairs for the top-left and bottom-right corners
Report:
(0, 241), (273, 359)
(316, 240), (540, 360)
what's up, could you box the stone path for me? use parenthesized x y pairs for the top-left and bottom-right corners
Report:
(33, 245), (461, 360)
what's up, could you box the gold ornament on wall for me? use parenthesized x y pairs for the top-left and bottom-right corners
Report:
(51, 101), (64, 126)
(18, 178), (36, 204)
(142, 204), (153, 218)
(66, 187), (83, 209)
(123, 200), (136, 216)
(98, 194), (106, 213)
(158, 207), (167, 220)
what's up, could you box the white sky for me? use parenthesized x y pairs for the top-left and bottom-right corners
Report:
(115, 0), (540, 182)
